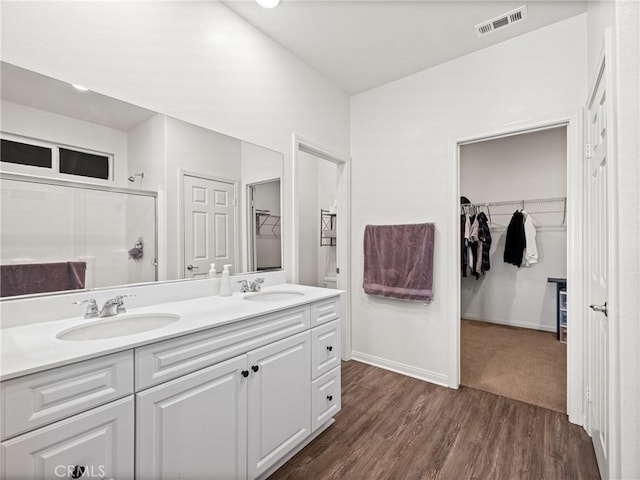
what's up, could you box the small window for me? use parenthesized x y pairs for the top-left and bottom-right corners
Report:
(59, 148), (110, 180)
(1, 139), (52, 168)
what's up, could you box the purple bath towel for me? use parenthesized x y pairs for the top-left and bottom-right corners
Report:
(363, 223), (435, 302)
(0, 261), (87, 297)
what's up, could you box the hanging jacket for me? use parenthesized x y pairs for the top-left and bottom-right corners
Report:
(522, 210), (539, 267)
(504, 211), (526, 267)
(468, 215), (479, 279)
(461, 214), (468, 277)
(476, 212), (492, 275)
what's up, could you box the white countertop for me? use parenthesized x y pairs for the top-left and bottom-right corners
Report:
(0, 284), (342, 382)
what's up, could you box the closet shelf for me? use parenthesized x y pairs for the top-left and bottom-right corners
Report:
(461, 196), (567, 228)
(255, 212), (281, 239)
(320, 209), (337, 246)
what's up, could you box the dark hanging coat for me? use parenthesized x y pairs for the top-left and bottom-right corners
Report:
(503, 211), (526, 267)
(476, 212), (492, 274)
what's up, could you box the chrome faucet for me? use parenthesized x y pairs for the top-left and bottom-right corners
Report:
(99, 295), (135, 317)
(237, 278), (265, 293)
(73, 298), (99, 319)
(249, 278), (265, 292)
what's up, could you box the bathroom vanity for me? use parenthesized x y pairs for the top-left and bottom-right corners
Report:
(0, 284), (342, 480)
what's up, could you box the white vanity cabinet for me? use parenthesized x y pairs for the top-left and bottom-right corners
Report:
(136, 354), (249, 480)
(0, 352), (135, 480)
(136, 331), (312, 480)
(248, 330), (311, 479)
(1, 293), (342, 480)
(2, 397), (134, 480)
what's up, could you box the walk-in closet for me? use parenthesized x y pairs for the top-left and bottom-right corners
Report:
(459, 126), (568, 413)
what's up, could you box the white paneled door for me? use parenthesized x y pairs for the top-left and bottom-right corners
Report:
(183, 174), (236, 278)
(586, 50), (612, 480)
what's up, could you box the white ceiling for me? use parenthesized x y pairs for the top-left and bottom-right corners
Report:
(223, 1), (587, 94)
(1, 62), (157, 131)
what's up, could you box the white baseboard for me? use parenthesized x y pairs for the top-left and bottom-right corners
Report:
(351, 351), (449, 387)
(461, 314), (556, 332)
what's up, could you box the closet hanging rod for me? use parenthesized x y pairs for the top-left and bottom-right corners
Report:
(460, 196), (566, 208)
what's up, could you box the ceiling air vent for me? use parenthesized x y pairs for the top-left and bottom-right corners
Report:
(475, 5), (528, 38)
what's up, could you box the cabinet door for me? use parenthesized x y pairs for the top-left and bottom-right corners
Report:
(136, 354), (248, 480)
(247, 331), (311, 479)
(1, 396), (134, 480)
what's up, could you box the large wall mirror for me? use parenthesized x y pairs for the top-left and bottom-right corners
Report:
(0, 62), (283, 299)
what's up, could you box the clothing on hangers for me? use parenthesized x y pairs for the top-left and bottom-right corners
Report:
(476, 212), (492, 275)
(504, 210), (526, 267)
(522, 210), (539, 266)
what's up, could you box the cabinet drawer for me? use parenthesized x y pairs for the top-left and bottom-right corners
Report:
(136, 306), (310, 391)
(1, 395), (134, 480)
(311, 319), (341, 379)
(311, 296), (341, 327)
(1, 351), (133, 440)
(311, 366), (341, 432)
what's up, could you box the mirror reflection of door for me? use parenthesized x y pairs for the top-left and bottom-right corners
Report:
(183, 174), (236, 278)
(247, 179), (281, 272)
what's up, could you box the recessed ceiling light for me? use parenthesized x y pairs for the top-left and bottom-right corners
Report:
(72, 83), (89, 92)
(256, 0), (280, 8)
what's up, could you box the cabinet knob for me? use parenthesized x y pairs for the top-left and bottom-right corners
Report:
(327, 395), (333, 401)
(241, 370), (249, 378)
(251, 365), (260, 373)
(70, 465), (86, 479)
(326, 345), (333, 352)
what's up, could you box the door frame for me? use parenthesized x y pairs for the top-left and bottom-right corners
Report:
(292, 134), (352, 361)
(178, 169), (239, 278)
(447, 112), (585, 425)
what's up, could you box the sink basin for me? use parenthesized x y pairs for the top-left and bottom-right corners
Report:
(244, 291), (305, 302)
(57, 313), (180, 341)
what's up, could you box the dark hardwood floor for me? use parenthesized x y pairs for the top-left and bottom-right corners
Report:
(270, 360), (600, 480)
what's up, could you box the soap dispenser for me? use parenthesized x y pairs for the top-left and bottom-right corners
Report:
(208, 263), (221, 295)
(218, 264), (232, 297)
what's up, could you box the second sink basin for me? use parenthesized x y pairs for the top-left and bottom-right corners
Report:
(57, 313), (180, 341)
(244, 291), (305, 302)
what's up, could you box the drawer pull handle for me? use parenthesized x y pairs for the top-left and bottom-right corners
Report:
(70, 465), (86, 479)
(251, 365), (260, 373)
(241, 370), (249, 378)
(327, 395), (333, 401)
(326, 345), (333, 352)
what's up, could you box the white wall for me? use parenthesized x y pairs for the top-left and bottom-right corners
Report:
(350, 15), (587, 384)
(127, 114), (167, 193)
(460, 127), (567, 331)
(165, 117), (242, 280)
(1, 100), (128, 186)
(0, 1), (351, 281)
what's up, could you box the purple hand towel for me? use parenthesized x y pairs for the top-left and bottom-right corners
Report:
(363, 223), (435, 302)
(0, 261), (87, 297)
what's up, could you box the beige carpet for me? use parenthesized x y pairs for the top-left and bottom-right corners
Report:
(461, 319), (567, 413)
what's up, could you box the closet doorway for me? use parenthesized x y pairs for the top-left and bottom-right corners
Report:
(247, 179), (281, 272)
(458, 126), (569, 413)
